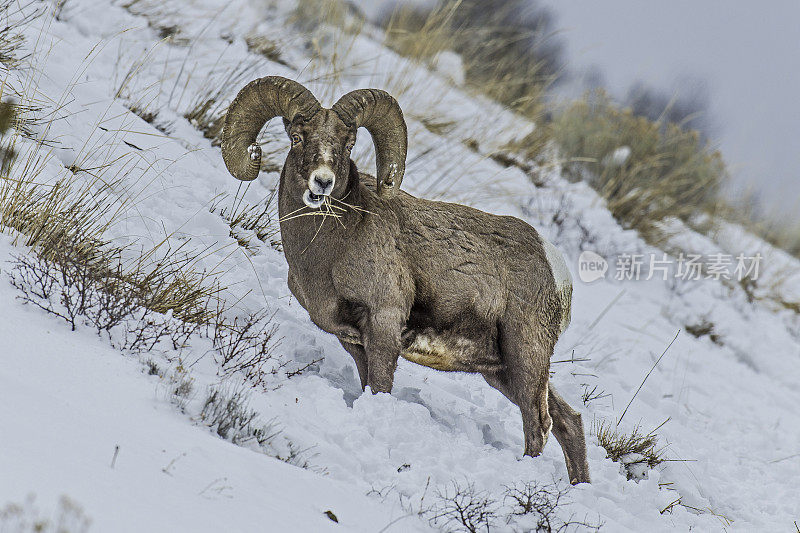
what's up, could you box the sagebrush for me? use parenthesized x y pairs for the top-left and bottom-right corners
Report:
(382, 0), (564, 120)
(547, 90), (727, 244)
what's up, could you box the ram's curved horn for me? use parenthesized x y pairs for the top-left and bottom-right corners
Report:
(221, 76), (320, 181)
(331, 89), (407, 197)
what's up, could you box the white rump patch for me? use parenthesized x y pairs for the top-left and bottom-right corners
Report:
(542, 238), (571, 288)
(541, 237), (573, 335)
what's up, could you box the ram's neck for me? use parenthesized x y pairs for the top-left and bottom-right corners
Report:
(278, 160), (365, 272)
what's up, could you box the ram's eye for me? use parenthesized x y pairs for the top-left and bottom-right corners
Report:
(291, 134), (302, 146)
(345, 141), (354, 152)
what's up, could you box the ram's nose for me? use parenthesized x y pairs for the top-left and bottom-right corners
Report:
(309, 167), (335, 195)
(314, 175), (333, 192)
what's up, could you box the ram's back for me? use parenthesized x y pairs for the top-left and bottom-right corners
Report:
(357, 175), (572, 338)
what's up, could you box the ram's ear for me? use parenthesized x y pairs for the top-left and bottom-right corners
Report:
(283, 118), (291, 136)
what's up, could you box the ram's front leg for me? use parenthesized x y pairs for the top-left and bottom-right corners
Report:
(362, 308), (404, 393)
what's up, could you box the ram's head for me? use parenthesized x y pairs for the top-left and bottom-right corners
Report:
(221, 76), (407, 208)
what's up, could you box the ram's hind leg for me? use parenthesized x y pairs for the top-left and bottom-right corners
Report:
(498, 320), (553, 458)
(548, 384), (590, 484)
(338, 339), (368, 391)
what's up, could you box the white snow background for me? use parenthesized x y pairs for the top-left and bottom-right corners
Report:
(0, 0), (799, 531)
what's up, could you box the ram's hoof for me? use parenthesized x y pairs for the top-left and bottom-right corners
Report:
(247, 143), (261, 161)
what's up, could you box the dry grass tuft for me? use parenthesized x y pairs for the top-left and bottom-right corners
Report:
(210, 190), (282, 252)
(383, 0), (562, 121)
(593, 420), (666, 480)
(125, 101), (157, 124)
(1, 91), (227, 327)
(0, 99), (16, 171)
(123, 99), (174, 135)
(382, 2), (457, 65)
(290, 0), (364, 34)
(245, 35), (288, 66)
(183, 64), (252, 144)
(547, 90), (727, 244)
(0, 495), (90, 533)
(750, 214), (800, 259)
(0, 0), (44, 68)
(685, 318), (723, 345)
(181, 60), (277, 149)
(120, 0), (190, 46)
(413, 114), (456, 136)
(183, 94), (225, 146)
(200, 386), (315, 469)
(581, 384), (610, 406)
(0, 169), (224, 325)
(8, 246), (203, 354)
(200, 386), (279, 446)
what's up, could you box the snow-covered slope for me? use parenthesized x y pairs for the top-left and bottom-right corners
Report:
(1, 1), (798, 531)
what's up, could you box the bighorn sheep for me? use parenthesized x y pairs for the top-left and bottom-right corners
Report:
(221, 76), (590, 484)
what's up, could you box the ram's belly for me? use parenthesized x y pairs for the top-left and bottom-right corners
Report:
(400, 330), (502, 373)
(401, 333), (463, 370)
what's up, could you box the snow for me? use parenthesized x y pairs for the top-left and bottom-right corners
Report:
(431, 51), (465, 86)
(0, 238), (424, 533)
(1, 1), (799, 531)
